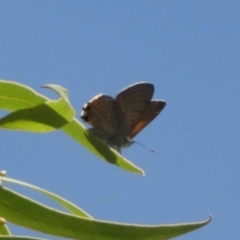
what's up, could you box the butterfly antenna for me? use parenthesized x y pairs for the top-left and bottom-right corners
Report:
(133, 141), (156, 153)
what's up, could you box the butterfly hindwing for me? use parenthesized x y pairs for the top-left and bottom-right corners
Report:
(129, 100), (166, 139)
(81, 94), (125, 135)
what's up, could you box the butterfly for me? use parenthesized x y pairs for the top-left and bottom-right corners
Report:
(81, 82), (166, 153)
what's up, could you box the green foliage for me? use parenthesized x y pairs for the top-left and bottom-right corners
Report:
(0, 80), (211, 239)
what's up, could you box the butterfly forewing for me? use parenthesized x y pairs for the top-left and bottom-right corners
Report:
(116, 83), (154, 134)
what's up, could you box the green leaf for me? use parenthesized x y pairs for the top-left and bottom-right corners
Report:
(0, 80), (47, 111)
(0, 102), (68, 132)
(0, 177), (92, 219)
(0, 81), (74, 132)
(0, 187), (211, 240)
(62, 119), (145, 175)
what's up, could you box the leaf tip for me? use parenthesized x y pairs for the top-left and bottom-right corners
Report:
(207, 214), (212, 222)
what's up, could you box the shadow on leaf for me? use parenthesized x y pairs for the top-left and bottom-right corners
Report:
(0, 103), (69, 132)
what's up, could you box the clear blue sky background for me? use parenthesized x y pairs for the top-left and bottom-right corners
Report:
(0, 1), (239, 239)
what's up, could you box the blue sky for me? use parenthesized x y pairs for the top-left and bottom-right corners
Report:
(0, 1), (239, 239)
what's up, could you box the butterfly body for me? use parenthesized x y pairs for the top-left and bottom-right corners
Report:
(81, 82), (166, 152)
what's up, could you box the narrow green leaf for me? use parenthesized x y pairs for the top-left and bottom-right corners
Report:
(0, 187), (211, 240)
(0, 80), (47, 111)
(62, 119), (145, 175)
(0, 81), (74, 132)
(0, 177), (92, 219)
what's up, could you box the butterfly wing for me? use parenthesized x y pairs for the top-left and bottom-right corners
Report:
(116, 82), (154, 135)
(129, 100), (166, 139)
(81, 94), (125, 134)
